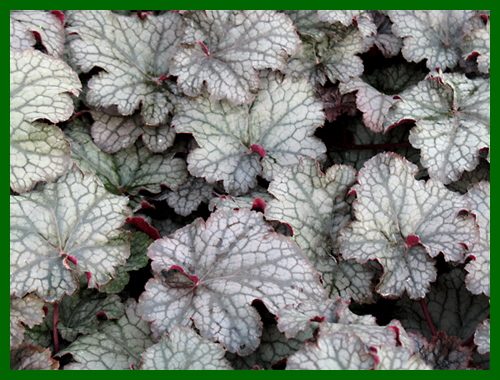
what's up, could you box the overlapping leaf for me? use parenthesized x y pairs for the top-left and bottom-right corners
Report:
(410, 331), (473, 370)
(10, 48), (81, 193)
(462, 17), (490, 74)
(10, 10), (65, 57)
(139, 326), (232, 370)
(375, 346), (431, 370)
(10, 165), (131, 302)
(318, 10), (376, 36)
(325, 115), (425, 178)
(265, 158), (365, 297)
(339, 62), (427, 132)
(58, 299), (155, 370)
(137, 209), (328, 355)
(10, 344), (59, 370)
(173, 71), (326, 195)
(388, 10), (476, 70)
(66, 119), (188, 195)
(286, 332), (377, 370)
(285, 27), (365, 86)
(66, 10), (184, 125)
(396, 268), (490, 341)
(474, 319), (490, 355)
(463, 182), (490, 297)
(226, 320), (314, 370)
(362, 11), (402, 58)
(338, 153), (478, 299)
(384, 71), (489, 184)
(54, 289), (125, 341)
(90, 107), (177, 153)
(153, 176), (214, 216)
(100, 231), (152, 293)
(10, 295), (45, 348)
(170, 10), (300, 104)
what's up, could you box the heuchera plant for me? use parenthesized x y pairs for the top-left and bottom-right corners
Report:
(10, 10), (490, 370)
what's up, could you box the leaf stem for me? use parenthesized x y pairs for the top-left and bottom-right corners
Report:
(53, 302), (60, 354)
(419, 299), (438, 337)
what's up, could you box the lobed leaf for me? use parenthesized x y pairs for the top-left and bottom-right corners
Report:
(139, 326), (232, 370)
(10, 48), (81, 193)
(67, 10), (184, 125)
(338, 153), (478, 299)
(10, 295), (45, 348)
(90, 107), (177, 153)
(10, 344), (59, 370)
(59, 299), (154, 370)
(388, 10), (476, 70)
(10, 10), (65, 57)
(265, 158), (358, 297)
(173, 71), (326, 195)
(463, 182), (490, 296)
(171, 10), (300, 104)
(137, 209), (328, 355)
(10, 165), (131, 302)
(286, 331), (377, 370)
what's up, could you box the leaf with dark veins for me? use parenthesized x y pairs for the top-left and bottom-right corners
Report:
(10, 48), (81, 193)
(338, 153), (479, 299)
(57, 299), (155, 370)
(10, 165), (131, 302)
(10, 295), (45, 348)
(170, 10), (300, 104)
(173, 71), (325, 195)
(66, 10), (184, 125)
(137, 209), (328, 355)
(90, 107), (177, 153)
(139, 326), (232, 370)
(388, 10), (476, 70)
(265, 159), (357, 297)
(463, 182), (490, 296)
(10, 10), (65, 56)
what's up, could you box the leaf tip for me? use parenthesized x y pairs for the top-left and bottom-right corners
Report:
(406, 235), (420, 247)
(251, 197), (266, 213)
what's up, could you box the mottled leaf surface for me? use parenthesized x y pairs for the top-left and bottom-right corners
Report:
(154, 176), (214, 216)
(10, 295), (45, 348)
(67, 10), (184, 125)
(137, 209), (327, 355)
(265, 159), (357, 296)
(396, 268), (490, 341)
(139, 326), (232, 370)
(385, 72), (489, 184)
(410, 331), (473, 370)
(10, 166), (130, 302)
(375, 346), (431, 370)
(10, 10), (65, 56)
(474, 318), (490, 354)
(173, 71), (325, 194)
(90, 107), (177, 153)
(286, 332), (376, 370)
(338, 153), (478, 299)
(462, 18), (490, 73)
(10, 344), (58, 370)
(171, 10), (300, 104)
(362, 11), (402, 57)
(463, 182), (490, 296)
(66, 120), (188, 195)
(226, 320), (313, 370)
(100, 231), (152, 293)
(59, 299), (155, 370)
(10, 48), (81, 193)
(388, 10), (475, 70)
(56, 289), (125, 341)
(318, 10), (376, 36)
